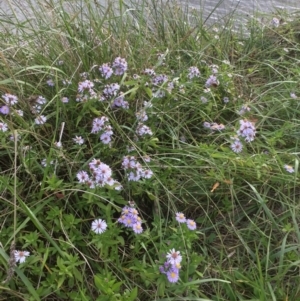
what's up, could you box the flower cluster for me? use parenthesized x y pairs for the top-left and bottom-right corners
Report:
(175, 212), (197, 230)
(200, 96), (208, 103)
(203, 122), (225, 131)
(134, 101), (153, 137)
(91, 116), (113, 144)
(32, 96), (47, 114)
(167, 81), (175, 93)
(159, 249), (182, 283)
(136, 122), (153, 136)
(210, 64), (219, 74)
(1, 93), (25, 117)
(284, 164), (294, 173)
(98, 57), (127, 79)
(153, 90), (165, 98)
(102, 83), (120, 99)
(62, 79), (72, 86)
(78, 79), (94, 94)
(99, 63), (113, 79)
(205, 75), (219, 88)
(122, 155), (153, 181)
(112, 57), (128, 75)
(2, 93), (18, 106)
(238, 104), (251, 115)
(34, 115), (47, 125)
(0, 122), (8, 132)
(111, 94), (129, 109)
(152, 74), (168, 86)
(144, 67), (175, 98)
(77, 158), (122, 190)
(118, 205), (143, 234)
(223, 97), (229, 103)
(271, 17), (280, 27)
(144, 68), (156, 76)
(1, 93), (18, 116)
(237, 119), (256, 142)
(187, 66), (200, 79)
(135, 109), (148, 122)
(41, 158), (54, 167)
(46, 79), (55, 86)
(76, 79), (96, 102)
(80, 72), (89, 79)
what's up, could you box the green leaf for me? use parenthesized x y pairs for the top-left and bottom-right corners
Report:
(18, 199), (66, 258)
(89, 106), (102, 116)
(15, 65), (66, 75)
(181, 278), (231, 287)
(144, 87), (153, 98)
(111, 281), (122, 293)
(94, 275), (104, 291)
(116, 236), (125, 246)
(146, 191), (156, 201)
(57, 276), (65, 289)
(128, 287), (138, 301)
(73, 267), (83, 282)
(157, 278), (165, 297)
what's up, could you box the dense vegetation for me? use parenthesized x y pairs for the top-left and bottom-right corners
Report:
(1, 0), (300, 300)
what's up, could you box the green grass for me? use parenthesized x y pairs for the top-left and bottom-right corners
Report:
(1, 0), (300, 300)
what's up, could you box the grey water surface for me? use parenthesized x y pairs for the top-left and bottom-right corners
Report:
(183, 0), (300, 19)
(0, 0), (300, 25)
